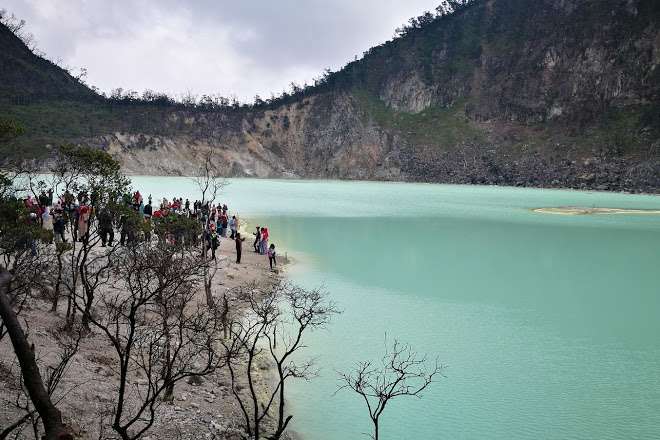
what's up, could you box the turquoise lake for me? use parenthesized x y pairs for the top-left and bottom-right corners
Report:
(131, 177), (660, 440)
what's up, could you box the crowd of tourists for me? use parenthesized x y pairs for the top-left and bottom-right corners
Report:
(21, 189), (277, 270)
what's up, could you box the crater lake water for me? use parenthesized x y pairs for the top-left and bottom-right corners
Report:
(131, 177), (660, 440)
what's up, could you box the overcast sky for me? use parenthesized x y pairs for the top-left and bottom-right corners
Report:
(4, 0), (442, 101)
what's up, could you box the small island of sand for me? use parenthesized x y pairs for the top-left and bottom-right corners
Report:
(532, 207), (660, 216)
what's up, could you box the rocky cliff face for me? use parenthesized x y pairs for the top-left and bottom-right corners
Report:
(96, 93), (406, 181)
(2, 0), (659, 192)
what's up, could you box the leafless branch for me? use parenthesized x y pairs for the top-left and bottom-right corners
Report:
(338, 337), (443, 440)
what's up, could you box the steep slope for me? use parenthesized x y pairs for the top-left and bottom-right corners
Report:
(1, 0), (659, 192)
(0, 22), (96, 101)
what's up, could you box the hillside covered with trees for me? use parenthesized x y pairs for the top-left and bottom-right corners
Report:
(1, 0), (659, 192)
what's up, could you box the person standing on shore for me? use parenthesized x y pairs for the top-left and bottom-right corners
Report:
(209, 224), (220, 260)
(38, 191), (49, 210)
(144, 201), (153, 219)
(71, 203), (80, 241)
(253, 226), (261, 252)
(268, 243), (277, 271)
(78, 205), (91, 243)
(235, 232), (245, 264)
(221, 212), (228, 237)
(98, 207), (114, 247)
(53, 207), (66, 243)
(229, 216), (237, 239)
(259, 227), (269, 255)
(119, 213), (137, 246)
(42, 207), (53, 243)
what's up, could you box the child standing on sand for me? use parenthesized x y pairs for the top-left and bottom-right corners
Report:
(267, 244), (277, 271)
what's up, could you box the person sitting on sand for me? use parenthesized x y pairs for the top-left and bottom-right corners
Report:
(268, 243), (277, 271)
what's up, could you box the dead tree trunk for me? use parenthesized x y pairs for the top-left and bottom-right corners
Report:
(221, 292), (229, 340)
(203, 264), (214, 307)
(51, 249), (63, 312)
(0, 270), (73, 440)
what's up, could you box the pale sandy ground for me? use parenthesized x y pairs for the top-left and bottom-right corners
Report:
(0, 230), (286, 440)
(532, 207), (660, 216)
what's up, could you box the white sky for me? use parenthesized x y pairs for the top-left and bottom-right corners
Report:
(4, 0), (442, 101)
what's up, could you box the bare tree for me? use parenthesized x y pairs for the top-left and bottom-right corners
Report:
(58, 215), (121, 332)
(338, 338), (443, 440)
(77, 238), (119, 331)
(0, 170), (52, 341)
(0, 11), (26, 34)
(0, 319), (83, 440)
(191, 151), (228, 307)
(222, 285), (277, 440)
(0, 269), (74, 440)
(0, 169), (79, 439)
(224, 282), (339, 440)
(47, 242), (72, 313)
(0, 250), (49, 342)
(47, 145), (131, 329)
(82, 243), (225, 440)
(192, 151), (227, 209)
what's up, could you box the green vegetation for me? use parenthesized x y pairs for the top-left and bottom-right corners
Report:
(0, 101), (182, 158)
(577, 106), (656, 156)
(2, 101), (114, 157)
(0, 118), (23, 138)
(353, 90), (485, 149)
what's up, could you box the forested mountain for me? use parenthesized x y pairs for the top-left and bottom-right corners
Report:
(1, 0), (659, 192)
(0, 21), (95, 101)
